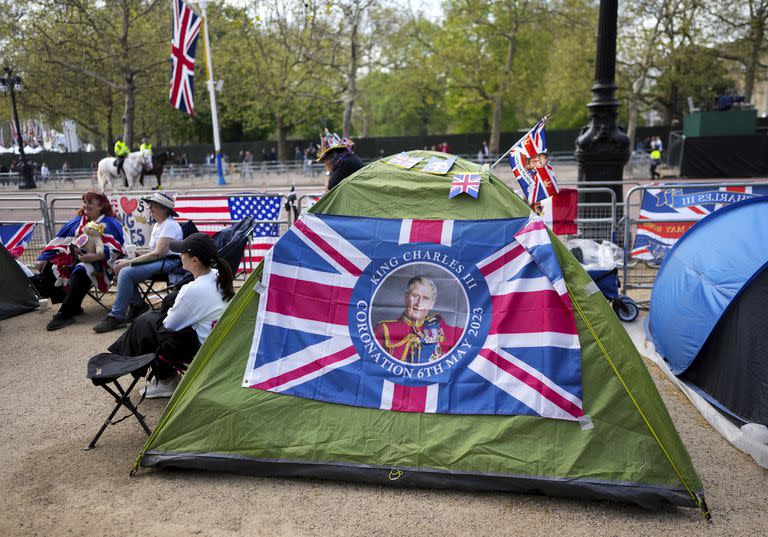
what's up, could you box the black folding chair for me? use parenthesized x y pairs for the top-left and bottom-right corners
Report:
(138, 220), (199, 310)
(85, 352), (156, 449)
(213, 216), (256, 278)
(161, 216), (257, 294)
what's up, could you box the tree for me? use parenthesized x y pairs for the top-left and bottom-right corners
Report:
(19, 0), (169, 147)
(702, 0), (768, 103)
(357, 14), (448, 136)
(436, 0), (550, 153)
(214, 1), (339, 160)
(617, 0), (670, 149)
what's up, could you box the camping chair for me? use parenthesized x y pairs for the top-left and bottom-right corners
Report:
(214, 216), (256, 278)
(138, 220), (199, 310)
(158, 217), (256, 301)
(85, 352), (155, 449)
(82, 248), (128, 312)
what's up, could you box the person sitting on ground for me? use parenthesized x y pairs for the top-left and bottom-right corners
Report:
(317, 129), (364, 192)
(106, 233), (235, 398)
(93, 192), (183, 333)
(35, 189), (125, 331)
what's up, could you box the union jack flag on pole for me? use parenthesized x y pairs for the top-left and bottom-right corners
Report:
(170, 0), (202, 115)
(243, 214), (583, 420)
(0, 223), (36, 258)
(449, 173), (482, 199)
(507, 117), (560, 205)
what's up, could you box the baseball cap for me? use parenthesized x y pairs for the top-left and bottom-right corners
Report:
(169, 233), (217, 261)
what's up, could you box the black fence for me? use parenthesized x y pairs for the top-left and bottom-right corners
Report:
(0, 126), (670, 170)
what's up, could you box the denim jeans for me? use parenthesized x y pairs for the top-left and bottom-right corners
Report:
(109, 258), (180, 320)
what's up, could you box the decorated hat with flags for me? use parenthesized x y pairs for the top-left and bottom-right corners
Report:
(316, 128), (354, 162)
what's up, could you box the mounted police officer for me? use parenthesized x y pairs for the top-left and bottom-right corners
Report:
(113, 137), (130, 180)
(140, 136), (152, 155)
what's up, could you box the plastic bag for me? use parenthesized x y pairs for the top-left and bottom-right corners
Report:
(566, 239), (621, 270)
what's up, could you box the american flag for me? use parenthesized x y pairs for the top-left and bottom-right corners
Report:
(508, 117), (560, 205)
(631, 184), (768, 261)
(174, 195), (283, 271)
(243, 214), (583, 419)
(449, 173), (481, 199)
(169, 0), (202, 115)
(0, 222), (36, 258)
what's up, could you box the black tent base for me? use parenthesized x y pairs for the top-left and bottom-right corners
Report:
(140, 451), (703, 511)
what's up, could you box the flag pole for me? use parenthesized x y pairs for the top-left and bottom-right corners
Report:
(488, 146), (514, 171)
(199, 0), (225, 186)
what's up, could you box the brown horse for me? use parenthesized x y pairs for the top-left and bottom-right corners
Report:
(139, 150), (176, 190)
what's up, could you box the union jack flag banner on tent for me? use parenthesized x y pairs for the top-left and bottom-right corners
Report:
(0, 222), (36, 258)
(508, 117), (560, 205)
(243, 214), (584, 420)
(169, 0), (202, 115)
(631, 184), (768, 261)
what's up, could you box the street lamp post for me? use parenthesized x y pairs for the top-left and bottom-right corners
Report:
(574, 0), (629, 202)
(0, 66), (36, 189)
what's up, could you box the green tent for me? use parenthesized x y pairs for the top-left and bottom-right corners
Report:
(136, 152), (707, 514)
(0, 243), (39, 320)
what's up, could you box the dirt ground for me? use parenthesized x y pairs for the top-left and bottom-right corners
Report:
(1, 299), (767, 537)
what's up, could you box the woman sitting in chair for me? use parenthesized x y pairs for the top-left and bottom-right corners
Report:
(93, 192), (183, 333)
(107, 233), (235, 398)
(35, 189), (125, 332)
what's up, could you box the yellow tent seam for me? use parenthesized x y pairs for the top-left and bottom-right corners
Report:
(567, 281), (705, 513)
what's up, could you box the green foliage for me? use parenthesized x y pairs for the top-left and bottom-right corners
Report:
(0, 0), (759, 148)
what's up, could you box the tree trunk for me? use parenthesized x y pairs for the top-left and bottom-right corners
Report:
(342, 18), (359, 137)
(489, 29), (518, 154)
(119, 2), (134, 146)
(276, 116), (288, 162)
(744, 10), (765, 102)
(107, 119), (114, 152)
(489, 95), (503, 155)
(123, 71), (135, 147)
(106, 93), (114, 151)
(627, 90), (640, 151)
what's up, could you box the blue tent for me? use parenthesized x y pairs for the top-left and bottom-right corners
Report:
(648, 196), (768, 425)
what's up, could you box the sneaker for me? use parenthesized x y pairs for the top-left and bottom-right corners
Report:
(140, 375), (180, 399)
(93, 315), (127, 333)
(126, 302), (150, 323)
(46, 313), (75, 331)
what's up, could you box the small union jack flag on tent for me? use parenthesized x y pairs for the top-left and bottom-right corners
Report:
(169, 0), (202, 115)
(508, 117), (560, 205)
(449, 173), (481, 199)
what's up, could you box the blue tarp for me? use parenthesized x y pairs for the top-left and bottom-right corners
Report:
(648, 196), (768, 374)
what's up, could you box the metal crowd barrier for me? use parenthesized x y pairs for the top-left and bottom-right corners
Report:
(0, 194), (50, 269)
(297, 193), (324, 214)
(622, 180), (768, 300)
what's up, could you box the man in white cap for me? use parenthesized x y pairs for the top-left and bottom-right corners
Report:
(93, 192), (183, 333)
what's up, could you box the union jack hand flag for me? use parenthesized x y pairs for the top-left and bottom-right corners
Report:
(508, 117), (560, 205)
(243, 214), (584, 420)
(170, 0), (202, 115)
(0, 222), (35, 258)
(449, 173), (481, 199)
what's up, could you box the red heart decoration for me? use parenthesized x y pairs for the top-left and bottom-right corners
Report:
(120, 197), (138, 215)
